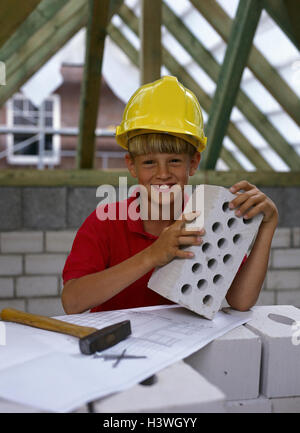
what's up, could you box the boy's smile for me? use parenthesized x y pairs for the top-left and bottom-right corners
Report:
(125, 152), (201, 219)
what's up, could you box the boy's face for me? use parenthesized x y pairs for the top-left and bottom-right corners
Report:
(125, 151), (201, 211)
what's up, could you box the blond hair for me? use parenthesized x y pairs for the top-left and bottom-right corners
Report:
(127, 132), (197, 159)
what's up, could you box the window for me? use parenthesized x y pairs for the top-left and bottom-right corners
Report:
(6, 93), (61, 167)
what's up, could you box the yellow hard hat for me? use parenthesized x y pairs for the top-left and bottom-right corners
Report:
(115, 76), (207, 152)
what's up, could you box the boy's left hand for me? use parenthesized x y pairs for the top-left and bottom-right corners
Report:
(229, 180), (278, 226)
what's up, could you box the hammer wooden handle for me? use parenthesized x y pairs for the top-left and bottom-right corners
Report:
(1, 308), (97, 339)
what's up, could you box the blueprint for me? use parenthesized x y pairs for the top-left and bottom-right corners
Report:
(0, 305), (252, 412)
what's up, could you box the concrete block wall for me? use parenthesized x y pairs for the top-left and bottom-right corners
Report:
(0, 230), (75, 316)
(0, 186), (299, 316)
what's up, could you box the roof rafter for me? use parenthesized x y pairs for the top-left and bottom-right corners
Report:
(0, 0), (42, 49)
(162, 2), (300, 171)
(77, 0), (113, 169)
(140, 0), (162, 84)
(190, 0), (300, 128)
(110, 5), (270, 171)
(263, 0), (300, 50)
(0, 0), (88, 108)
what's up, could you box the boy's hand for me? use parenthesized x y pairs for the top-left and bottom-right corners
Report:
(148, 212), (205, 267)
(229, 180), (278, 226)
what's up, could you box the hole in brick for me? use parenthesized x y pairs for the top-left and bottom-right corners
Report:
(203, 294), (213, 305)
(227, 218), (237, 229)
(222, 202), (230, 212)
(223, 254), (233, 265)
(213, 274), (223, 285)
(192, 263), (202, 274)
(202, 242), (212, 253)
(212, 222), (223, 233)
(218, 238), (228, 249)
(243, 217), (253, 224)
(207, 258), (217, 270)
(181, 284), (192, 295)
(233, 234), (242, 244)
(197, 279), (208, 290)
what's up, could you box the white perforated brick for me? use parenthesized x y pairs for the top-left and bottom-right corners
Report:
(245, 305), (300, 398)
(148, 185), (263, 319)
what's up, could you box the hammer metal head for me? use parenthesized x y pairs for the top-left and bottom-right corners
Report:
(79, 320), (131, 355)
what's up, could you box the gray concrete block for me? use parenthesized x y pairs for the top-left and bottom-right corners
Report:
(272, 249), (300, 268)
(266, 270), (300, 290)
(1, 231), (43, 253)
(271, 396), (300, 413)
(280, 188), (300, 227)
(0, 299), (25, 311)
(276, 290), (300, 307)
(245, 305), (300, 398)
(292, 228), (300, 247)
(23, 188), (66, 229)
(0, 255), (22, 276)
(25, 254), (66, 275)
(260, 187), (285, 227)
(0, 188), (22, 230)
(148, 185), (263, 319)
(255, 289), (276, 306)
(0, 278), (14, 298)
(45, 231), (76, 253)
(271, 228), (291, 248)
(16, 276), (58, 297)
(225, 396), (271, 413)
(27, 297), (65, 316)
(67, 187), (99, 228)
(94, 361), (226, 413)
(184, 325), (261, 400)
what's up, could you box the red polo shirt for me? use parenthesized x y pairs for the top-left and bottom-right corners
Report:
(62, 196), (247, 312)
(63, 196), (175, 312)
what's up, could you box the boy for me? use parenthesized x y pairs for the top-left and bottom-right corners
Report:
(62, 76), (278, 315)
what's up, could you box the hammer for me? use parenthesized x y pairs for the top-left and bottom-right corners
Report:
(0, 308), (131, 355)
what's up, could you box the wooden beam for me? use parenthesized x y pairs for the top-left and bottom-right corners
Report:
(163, 4), (274, 170)
(113, 5), (269, 171)
(199, 0), (263, 170)
(0, 0), (88, 108)
(0, 0), (69, 63)
(140, 0), (162, 84)
(77, 0), (110, 169)
(190, 0), (300, 128)
(263, 0), (300, 50)
(162, 2), (300, 171)
(0, 0), (42, 49)
(285, 0), (300, 49)
(0, 169), (300, 187)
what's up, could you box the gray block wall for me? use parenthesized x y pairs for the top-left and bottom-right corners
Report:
(0, 186), (299, 316)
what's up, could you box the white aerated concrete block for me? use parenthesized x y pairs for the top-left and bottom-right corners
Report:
(0, 398), (87, 413)
(245, 305), (300, 398)
(225, 396), (271, 413)
(93, 361), (226, 413)
(271, 396), (300, 413)
(184, 325), (261, 400)
(148, 185), (263, 319)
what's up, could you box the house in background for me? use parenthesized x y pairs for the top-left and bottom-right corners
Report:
(0, 65), (127, 170)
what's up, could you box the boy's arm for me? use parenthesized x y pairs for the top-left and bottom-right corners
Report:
(225, 180), (279, 311)
(62, 213), (204, 314)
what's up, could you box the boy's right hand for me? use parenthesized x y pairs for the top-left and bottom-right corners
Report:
(147, 212), (205, 267)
